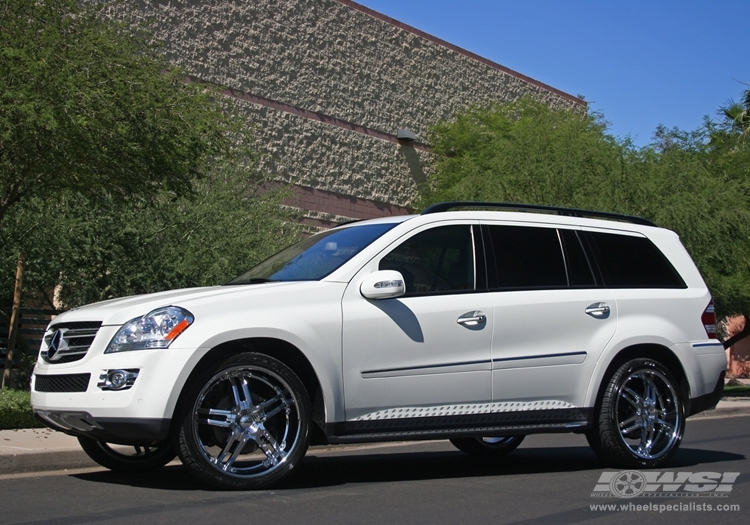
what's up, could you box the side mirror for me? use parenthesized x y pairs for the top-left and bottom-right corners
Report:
(360, 270), (406, 300)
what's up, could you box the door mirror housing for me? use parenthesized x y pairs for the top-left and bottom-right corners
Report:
(360, 270), (406, 300)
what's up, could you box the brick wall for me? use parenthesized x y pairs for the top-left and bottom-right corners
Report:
(99, 0), (582, 222)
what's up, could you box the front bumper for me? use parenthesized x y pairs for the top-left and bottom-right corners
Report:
(31, 323), (209, 443)
(34, 410), (170, 445)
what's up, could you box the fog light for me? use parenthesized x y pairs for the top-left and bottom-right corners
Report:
(98, 369), (139, 391)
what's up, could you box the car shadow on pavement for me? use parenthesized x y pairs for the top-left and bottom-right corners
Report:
(70, 445), (744, 492)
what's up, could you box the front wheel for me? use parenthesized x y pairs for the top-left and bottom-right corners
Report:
(77, 436), (176, 472)
(587, 358), (684, 468)
(176, 352), (311, 490)
(450, 435), (525, 456)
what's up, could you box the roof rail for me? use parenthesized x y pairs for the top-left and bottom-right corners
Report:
(420, 201), (656, 227)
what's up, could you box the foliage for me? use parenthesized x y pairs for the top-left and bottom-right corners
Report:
(0, 0), (243, 226)
(720, 87), (750, 140)
(418, 99), (626, 210)
(0, 389), (42, 429)
(723, 384), (750, 396)
(419, 96), (750, 321)
(0, 0), (303, 312)
(1, 163), (302, 310)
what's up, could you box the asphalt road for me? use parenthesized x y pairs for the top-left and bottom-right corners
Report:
(1, 415), (747, 525)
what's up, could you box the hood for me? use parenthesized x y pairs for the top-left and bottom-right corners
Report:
(50, 282), (305, 327)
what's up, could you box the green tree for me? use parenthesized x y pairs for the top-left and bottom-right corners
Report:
(1, 164), (301, 310)
(636, 126), (750, 336)
(0, 0), (303, 372)
(418, 99), (632, 212)
(0, 0), (241, 226)
(720, 86), (750, 139)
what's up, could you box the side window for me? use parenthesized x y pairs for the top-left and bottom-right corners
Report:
(485, 225), (567, 289)
(587, 231), (686, 288)
(559, 229), (597, 287)
(379, 225), (475, 295)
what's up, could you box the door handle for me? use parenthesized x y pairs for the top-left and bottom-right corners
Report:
(585, 302), (611, 319)
(457, 311), (487, 326)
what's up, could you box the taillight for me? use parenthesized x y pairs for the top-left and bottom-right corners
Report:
(702, 301), (718, 339)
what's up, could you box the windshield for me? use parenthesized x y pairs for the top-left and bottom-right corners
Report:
(228, 222), (398, 283)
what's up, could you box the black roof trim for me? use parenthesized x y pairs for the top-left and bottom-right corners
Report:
(421, 202), (656, 227)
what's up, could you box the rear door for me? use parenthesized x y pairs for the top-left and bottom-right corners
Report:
(483, 223), (617, 408)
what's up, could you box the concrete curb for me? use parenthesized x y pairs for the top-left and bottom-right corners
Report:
(688, 397), (750, 420)
(0, 449), (96, 475)
(1, 400), (748, 476)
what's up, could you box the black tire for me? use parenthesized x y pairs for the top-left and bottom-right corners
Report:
(176, 352), (311, 490)
(77, 436), (176, 473)
(587, 358), (684, 468)
(450, 435), (525, 456)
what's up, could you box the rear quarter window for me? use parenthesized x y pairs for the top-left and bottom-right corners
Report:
(586, 231), (686, 289)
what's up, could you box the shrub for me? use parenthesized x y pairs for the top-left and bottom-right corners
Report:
(0, 389), (43, 429)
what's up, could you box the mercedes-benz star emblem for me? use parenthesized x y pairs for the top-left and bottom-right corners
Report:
(47, 329), (63, 360)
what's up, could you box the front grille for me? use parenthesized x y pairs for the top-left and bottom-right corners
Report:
(41, 321), (102, 364)
(35, 373), (91, 393)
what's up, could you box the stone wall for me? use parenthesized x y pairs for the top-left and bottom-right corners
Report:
(99, 0), (583, 222)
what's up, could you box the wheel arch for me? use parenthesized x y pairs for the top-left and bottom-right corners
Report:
(588, 344), (691, 415)
(170, 337), (329, 445)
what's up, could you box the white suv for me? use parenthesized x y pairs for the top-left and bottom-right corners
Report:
(31, 202), (726, 489)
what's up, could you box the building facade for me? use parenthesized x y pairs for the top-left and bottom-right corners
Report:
(106, 0), (583, 226)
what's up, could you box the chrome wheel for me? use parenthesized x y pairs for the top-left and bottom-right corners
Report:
(450, 435), (524, 456)
(177, 353), (311, 489)
(615, 368), (681, 460)
(587, 358), (684, 468)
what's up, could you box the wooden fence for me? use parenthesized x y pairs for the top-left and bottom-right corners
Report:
(0, 307), (57, 368)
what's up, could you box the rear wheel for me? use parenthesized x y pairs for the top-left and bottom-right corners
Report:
(77, 436), (176, 472)
(176, 352), (311, 490)
(450, 435), (525, 456)
(587, 358), (684, 468)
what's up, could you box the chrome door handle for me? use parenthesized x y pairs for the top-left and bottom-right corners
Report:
(585, 302), (611, 319)
(457, 311), (487, 326)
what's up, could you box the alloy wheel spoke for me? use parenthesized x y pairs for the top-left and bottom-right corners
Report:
(229, 376), (254, 411)
(258, 391), (293, 420)
(620, 386), (641, 408)
(222, 432), (253, 471)
(638, 423), (656, 455)
(257, 428), (286, 465)
(645, 374), (661, 407)
(202, 408), (234, 428)
(215, 426), (245, 467)
(241, 379), (254, 411)
(618, 415), (639, 433)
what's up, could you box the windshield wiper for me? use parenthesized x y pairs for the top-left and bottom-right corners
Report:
(228, 278), (277, 285)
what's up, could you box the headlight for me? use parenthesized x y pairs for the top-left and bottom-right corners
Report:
(105, 306), (194, 354)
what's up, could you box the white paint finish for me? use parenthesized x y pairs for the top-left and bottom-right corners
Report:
(489, 289), (617, 406)
(342, 288), (493, 420)
(341, 219), (493, 419)
(31, 210), (725, 438)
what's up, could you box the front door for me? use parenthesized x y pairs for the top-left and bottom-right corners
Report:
(341, 223), (493, 425)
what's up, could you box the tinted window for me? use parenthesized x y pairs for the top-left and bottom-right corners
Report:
(559, 229), (597, 287)
(587, 231), (686, 288)
(485, 225), (567, 289)
(380, 225), (475, 294)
